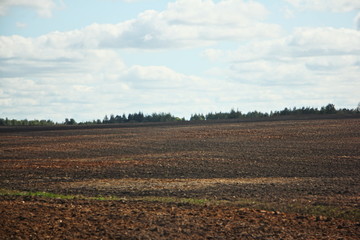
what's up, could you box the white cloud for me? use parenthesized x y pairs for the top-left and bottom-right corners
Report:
(2, 25), (359, 120)
(284, 0), (360, 12)
(0, 33), (221, 120)
(0, 31), (274, 121)
(164, 0), (269, 25)
(202, 26), (360, 108)
(0, 0), (282, 51)
(355, 12), (360, 30)
(0, 0), (59, 17)
(0, 49), (123, 121)
(220, 27), (360, 62)
(133, 0), (282, 46)
(287, 27), (360, 56)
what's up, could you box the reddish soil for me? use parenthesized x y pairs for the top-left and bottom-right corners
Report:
(1, 118), (359, 239)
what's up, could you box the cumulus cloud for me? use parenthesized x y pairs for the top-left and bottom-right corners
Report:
(0, 31), (267, 120)
(0, 0), (59, 17)
(284, 0), (360, 12)
(202, 26), (360, 107)
(0, 0), (282, 51)
(2, 26), (359, 120)
(0, 43), (128, 120)
(211, 27), (360, 62)
(287, 27), (360, 57)
(123, 0), (282, 46)
(0, 34), (219, 121)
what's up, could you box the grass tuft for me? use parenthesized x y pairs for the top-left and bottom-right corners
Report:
(0, 188), (77, 199)
(1, 188), (359, 221)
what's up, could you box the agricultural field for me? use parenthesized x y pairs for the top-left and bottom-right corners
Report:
(1, 118), (360, 239)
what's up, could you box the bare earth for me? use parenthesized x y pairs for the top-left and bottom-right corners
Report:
(0, 118), (359, 239)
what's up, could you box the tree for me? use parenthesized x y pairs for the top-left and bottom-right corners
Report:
(190, 113), (205, 121)
(65, 118), (76, 125)
(115, 114), (126, 123)
(127, 113), (134, 122)
(103, 115), (109, 124)
(280, 107), (290, 115)
(229, 109), (242, 119)
(324, 103), (336, 114)
(109, 114), (116, 123)
(134, 112), (144, 122)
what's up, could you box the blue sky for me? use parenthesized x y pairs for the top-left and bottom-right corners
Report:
(1, 0), (359, 122)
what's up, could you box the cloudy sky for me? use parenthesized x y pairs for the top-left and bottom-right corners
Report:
(1, 0), (359, 122)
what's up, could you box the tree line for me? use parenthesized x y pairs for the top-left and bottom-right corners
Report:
(99, 112), (184, 124)
(1, 103), (359, 126)
(191, 103), (359, 121)
(0, 118), (55, 126)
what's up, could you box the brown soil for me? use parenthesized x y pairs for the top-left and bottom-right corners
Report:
(1, 196), (359, 240)
(1, 118), (360, 239)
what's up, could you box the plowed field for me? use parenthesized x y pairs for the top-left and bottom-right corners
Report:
(1, 118), (359, 239)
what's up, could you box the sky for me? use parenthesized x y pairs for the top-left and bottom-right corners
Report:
(0, 0), (359, 122)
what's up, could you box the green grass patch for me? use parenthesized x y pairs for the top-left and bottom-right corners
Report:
(0, 188), (124, 201)
(279, 203), (360, 222)
(0, 188), (78, 200)
(118, 157), (134, 161)
(1, 188), (359, 221)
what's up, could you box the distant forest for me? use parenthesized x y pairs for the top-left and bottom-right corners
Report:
(1, 103), (360, 126)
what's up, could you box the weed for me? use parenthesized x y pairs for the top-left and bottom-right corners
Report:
(0, 188), (77, 200)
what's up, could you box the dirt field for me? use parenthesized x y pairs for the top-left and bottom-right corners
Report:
(1, 118), (359, 239)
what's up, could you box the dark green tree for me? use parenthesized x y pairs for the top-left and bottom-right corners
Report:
(322, 103), (336, 114)
(103, 115), (109, 124)
(190, 113), (205, 121)
(65, 118), (76, 125)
